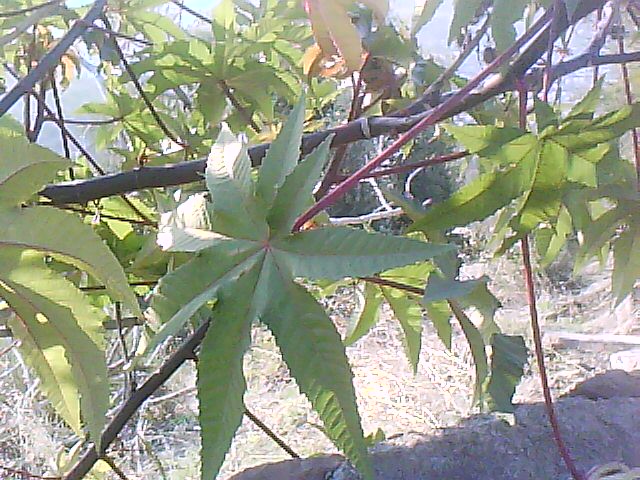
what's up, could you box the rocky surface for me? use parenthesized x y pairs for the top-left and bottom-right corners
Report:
(230, 371), (640, 480)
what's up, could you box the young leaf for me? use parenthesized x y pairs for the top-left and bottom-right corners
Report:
(207, 126), (267, 240)
(157, 193), (228, 252)
(198, 266), (259, 479)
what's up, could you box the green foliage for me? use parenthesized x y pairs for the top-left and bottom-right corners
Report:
(2, 1), (640, 477)
(149, 100), (452, 479)
(411, 104), (640, 258)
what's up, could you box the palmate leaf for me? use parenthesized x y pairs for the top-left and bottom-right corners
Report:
(2, 250), (107, 447)
(151, 97), (453, 480)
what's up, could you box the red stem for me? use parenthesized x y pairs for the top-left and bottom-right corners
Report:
(617, 35), (640, 191)
(292, 10), (552, 232)
(516, 79), (584, 480)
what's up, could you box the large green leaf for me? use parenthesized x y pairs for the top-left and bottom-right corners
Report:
(2, 250), (107, 447)
(147, 241), (262, 350)
(272, 227), (452, 280)
(409, 161), (533, 234)
(149, 91), (453, 480)
(197, 266), (259, 479)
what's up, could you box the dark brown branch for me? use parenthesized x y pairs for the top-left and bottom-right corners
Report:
(0, 0), (107, 117)
(39, 114), (429, 204)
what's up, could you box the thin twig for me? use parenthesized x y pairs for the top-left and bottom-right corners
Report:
(358, 151), (468, 180)
(80, 281), (157, 292)
(64, 321), (210, 479)
(101, 15), (188, 148)
(51, 115), (124, 125)
(422, 13), (490, 102)
(543, 0), (563, 101)
(169, 0), (212, 25)
(99, 455), (130, 480)
(79, 20), (153, 46)
(244, 409), (300, 459)
(521, 236), (584, 480)
(329, 207), (404, 226)
(362, 276), (423, 296)
(38, 203), (156, 227)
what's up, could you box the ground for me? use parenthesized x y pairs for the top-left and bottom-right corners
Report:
(0, 251), (638, 479)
